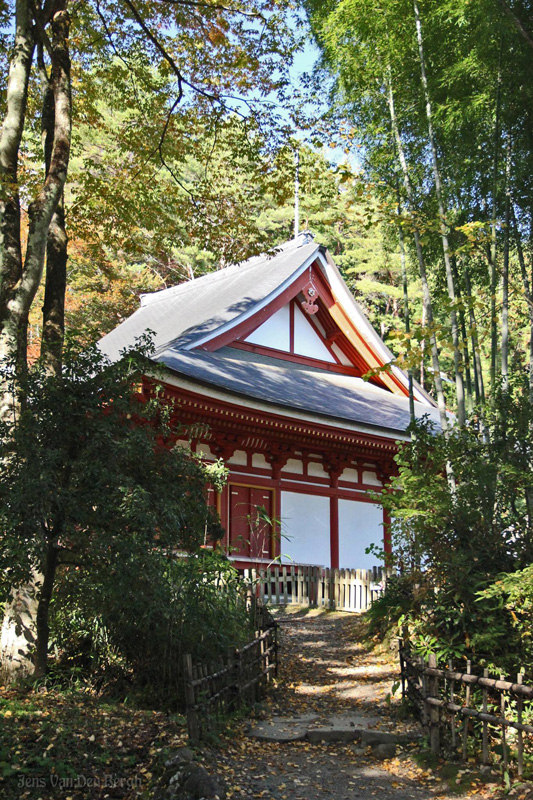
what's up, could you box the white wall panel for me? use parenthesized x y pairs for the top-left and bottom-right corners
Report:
(340, 467), (359, 484)
(245, 305), (290, 351)
(227, 450), (247, 465)
(283, 458), (304, 474)
(280, 492), (330, 567)
(362, 470), (382, 486)
(308, 461), (328, 478)
(196, 443), (214, 459)
(293, 305), (336, 362)
(338, 499), (383, 569)
(330, 342), (352, 366)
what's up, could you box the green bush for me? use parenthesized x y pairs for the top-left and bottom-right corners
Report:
(373, 379), (533, 671)
(476, 564), (533, 675)
(366, 574), (421, 639)
(49, 549), (253, 706)
(0, 341), (239, 684)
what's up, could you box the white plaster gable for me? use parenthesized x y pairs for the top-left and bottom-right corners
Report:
(244, 302), (336, 364)
(293, 305), (335, 362)
(245, 305), (290, 350)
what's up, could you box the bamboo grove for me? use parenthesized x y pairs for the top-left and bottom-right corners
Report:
(305, 0), (533, 670)
(305, 0), (533, 427)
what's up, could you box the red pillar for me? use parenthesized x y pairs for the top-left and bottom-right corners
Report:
(273, 483), (282, 559)
(219, 483), (229, 553)
(330, 476), (339, 569)
(271, 460), (284, 561)
(383, 508), (392, 565)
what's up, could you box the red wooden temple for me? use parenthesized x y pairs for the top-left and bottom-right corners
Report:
(100, 234), (439, 570)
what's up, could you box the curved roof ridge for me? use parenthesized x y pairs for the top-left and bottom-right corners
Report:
(139, 237), (315, 308)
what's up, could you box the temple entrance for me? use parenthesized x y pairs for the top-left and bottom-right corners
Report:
(227, 484), (274, 561)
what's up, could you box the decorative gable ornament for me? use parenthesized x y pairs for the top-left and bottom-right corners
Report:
(301, 281), (319, 315)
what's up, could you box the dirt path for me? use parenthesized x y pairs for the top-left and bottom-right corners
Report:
(198, 609), (493, 800)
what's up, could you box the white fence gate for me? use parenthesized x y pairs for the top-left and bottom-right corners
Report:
(242, 565), (388, 612)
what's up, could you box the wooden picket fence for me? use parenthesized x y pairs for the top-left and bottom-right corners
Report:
(399, 640), (533, 776)
(242, 565), (387, 612)
(183, 615), (278, 742)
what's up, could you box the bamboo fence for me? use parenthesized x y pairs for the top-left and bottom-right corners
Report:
(183, 618), (278, 742)
(399, 640), (533, 776)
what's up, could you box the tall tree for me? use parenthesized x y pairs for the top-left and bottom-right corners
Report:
(0, 0), (300, 395)
(304, 0), (533, 416)
(0, 0), (300, 678)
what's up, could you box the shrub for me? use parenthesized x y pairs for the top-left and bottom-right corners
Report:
(49, 549), (252, 706)
(373, 380), (533, 670)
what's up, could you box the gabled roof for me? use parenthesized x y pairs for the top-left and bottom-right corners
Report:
(100, 238), (320, 356)
(99, 234), (439, 435)
(158, 346), (442, 435)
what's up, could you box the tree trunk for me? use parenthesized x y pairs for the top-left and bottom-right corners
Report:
(512, 205), (533, 399)
(413, 0), (465, 425)
(40, 199), (67, 375)
(386, 72), (448, 433)
(0, 0), (34, 421)
(452, 257), (473, 413)
(397, 208), (415, 425)
(34, 541), (59, 679)
(39, 44), (67, 376)
(0, 2), (71, 416)
(0, 3), (72, 680)
(463, 262), (485, 405)
(489, 37), (503, 391)
(501, 142), (511, 391)
(0, 577), (39, 680)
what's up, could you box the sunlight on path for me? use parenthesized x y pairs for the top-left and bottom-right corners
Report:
(198, 609), (497, 800)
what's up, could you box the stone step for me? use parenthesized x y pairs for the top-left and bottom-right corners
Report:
(248, 713), (423, 747)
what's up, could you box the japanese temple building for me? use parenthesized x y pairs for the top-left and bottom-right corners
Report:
(99, 234), (440, 571)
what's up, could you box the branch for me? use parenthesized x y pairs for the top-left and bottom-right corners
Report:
(29, 0), (53, 58)
(120, 0), (227, 204)
(158, 0), (266, 22)
(122, 0), (234, 108)
(497, 0), (533, 50)
(122, 0), (186, 83)
(95, 0), (156, 133)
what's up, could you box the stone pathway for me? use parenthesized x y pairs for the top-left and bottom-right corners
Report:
(248, 610), (420, 750)
(197, 609), (490, 800)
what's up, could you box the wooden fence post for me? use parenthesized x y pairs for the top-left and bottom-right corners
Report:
(449, 659), (457, 751)
(428, 653), (440, 755)
(420, 655), (429, 729)
(517, 672), (524, 778)
(462, 660), (472, 761)
(500, 674), (508, 774)
(282, 566), (288, 605)
(273, 622), (279, 678)
(227, 645), (239, 712)
(183, 654), (200, 743)
(482, 668), (489, 766)
(398, 638), (406, 699)
(262, 630), (269, 691)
